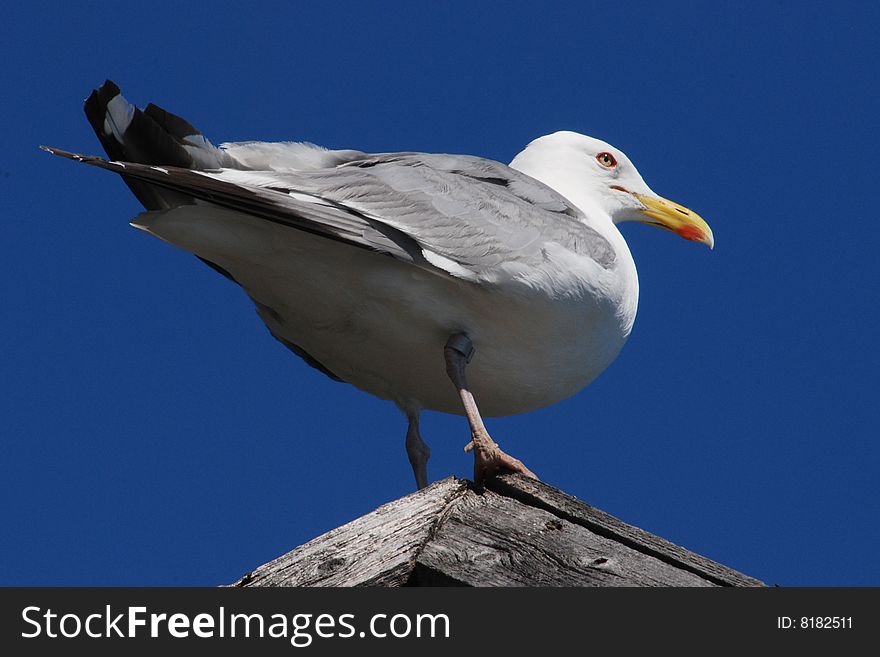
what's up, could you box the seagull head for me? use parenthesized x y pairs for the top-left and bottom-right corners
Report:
(510, 131), (714, 249)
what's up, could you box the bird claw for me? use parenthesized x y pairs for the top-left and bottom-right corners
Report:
(470, 433), (537, 486)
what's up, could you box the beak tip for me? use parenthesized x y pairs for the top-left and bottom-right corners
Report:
(634, 192), (713, 251)
(676, 224), (714, 249)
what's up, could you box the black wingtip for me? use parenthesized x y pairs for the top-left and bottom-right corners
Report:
(84, 80), (121, 127)
(144, 102), (202, 142)
(80, 79), (201, 209)
(40, 145), (82, 160)
(82, 78), (198, 170)
(85, 80), (121, 109)
(83, 80), (128, 164)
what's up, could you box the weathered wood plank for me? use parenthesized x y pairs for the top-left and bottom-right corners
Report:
(414, 488), (716, 587)
(233, 477), (468, 587)
(487, 474), (764, 587)
(230, 473), (764, 587)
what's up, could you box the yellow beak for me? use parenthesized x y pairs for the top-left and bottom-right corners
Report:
(632, 192), (714, 249)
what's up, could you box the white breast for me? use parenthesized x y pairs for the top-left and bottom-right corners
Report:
(135, 204), (638, 417)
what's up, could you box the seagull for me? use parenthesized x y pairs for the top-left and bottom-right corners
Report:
(45, 80), (713, 490)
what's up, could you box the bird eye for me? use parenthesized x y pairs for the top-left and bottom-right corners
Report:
(596, 152), (617, 168)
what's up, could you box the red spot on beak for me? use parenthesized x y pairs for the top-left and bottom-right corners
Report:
(676, 224), (705, 242)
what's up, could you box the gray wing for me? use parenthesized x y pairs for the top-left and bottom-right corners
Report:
(42, 146), (432, 271)
(43, 147), (615, 281)
(287, 152), (617, 277)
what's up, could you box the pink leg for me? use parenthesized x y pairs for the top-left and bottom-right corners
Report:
(443, 334), (537, 485)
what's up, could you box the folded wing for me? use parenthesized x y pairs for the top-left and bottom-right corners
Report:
(43, 146), (615, 282)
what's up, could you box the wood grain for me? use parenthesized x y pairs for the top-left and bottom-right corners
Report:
(232, 474), (765, 587)
(487, 475), (764, 587)
(414, 488), (715, 586)
(232, 477), (468, 587)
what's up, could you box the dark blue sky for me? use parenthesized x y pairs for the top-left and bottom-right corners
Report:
(2, 2), (877, 586)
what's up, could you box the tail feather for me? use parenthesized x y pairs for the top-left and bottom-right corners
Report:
(143, 102), (202, 147)
(83, 80), (237, 209)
